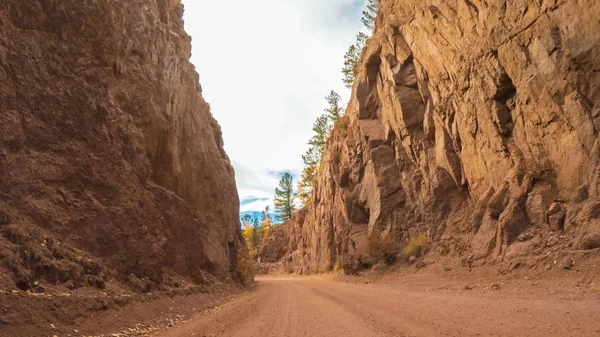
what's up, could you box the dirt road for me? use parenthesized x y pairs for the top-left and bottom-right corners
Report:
(152, 276), (600, 337)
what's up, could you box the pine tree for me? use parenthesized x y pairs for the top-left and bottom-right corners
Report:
(274, 173), (296, 222)
(342, 0), (377, 88)
(325, 90), (343, 122)
(297, 147), (319, 205)
(356, 32), (368, 50)
(299, 115), (330, 204)
(251, 217), (260, 248)
(361, 0), (378, 30)
(309, 115), (331, 151)
(241, 214), (252, 228)
(298, 91), (344, 206)
(260, 206), (273, 237)
(342, 32), (370, 89)
(297, 180), (311, 207)
(261, 206), (272, 222)
(342, 44), (359, 89)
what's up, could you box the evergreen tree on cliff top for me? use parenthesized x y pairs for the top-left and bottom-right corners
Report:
(342, 43), (360, 89)
(298, 91), (344, 206)
(324, 90), (343, 122)
(274, 173), (296, 222)
(342, 0), (378, 88)
(342, 32), (369, 88)
(361, 0), (378, 30)
(297, 147), (319, 206)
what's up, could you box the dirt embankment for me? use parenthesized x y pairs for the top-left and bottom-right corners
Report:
(0, 283), (246, 337)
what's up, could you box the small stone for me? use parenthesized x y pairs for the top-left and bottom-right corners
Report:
(561, 258), (574, 270)
(517, 232), (534, 242)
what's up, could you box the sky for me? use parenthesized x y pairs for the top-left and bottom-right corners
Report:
(181, 0), (367, 213)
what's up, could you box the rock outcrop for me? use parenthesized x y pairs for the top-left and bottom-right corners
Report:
(0, 0), (248, 292)
(260, 0), (600, 274)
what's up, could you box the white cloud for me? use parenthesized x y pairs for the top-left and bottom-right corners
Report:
(181, 0), (366, 211)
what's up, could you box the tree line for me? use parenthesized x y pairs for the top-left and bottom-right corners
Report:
(343, 0), (377, 89)
(241, 206), (274, 254)
(297, 0), (378, 204)
(241, 0), (378, 250)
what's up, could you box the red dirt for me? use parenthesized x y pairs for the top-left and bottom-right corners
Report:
(150, 261), (600, 337)
(2, 255), (598, 336)
(0, 283), (246, 337)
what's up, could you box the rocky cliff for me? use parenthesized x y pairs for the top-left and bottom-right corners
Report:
(0, 0), (248, 292)
(260, 0), (600, 274)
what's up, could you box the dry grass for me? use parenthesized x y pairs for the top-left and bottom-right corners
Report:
(401, 234), (428, 257)
(236, 245), (256, 285)
(368, 225), (399, 265)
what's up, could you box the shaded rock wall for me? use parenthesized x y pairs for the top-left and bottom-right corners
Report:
(260, 0), (600, 274)
(0, 0), (246, 291)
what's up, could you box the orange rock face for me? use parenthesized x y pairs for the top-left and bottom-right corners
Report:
(0, 0), (246, 291)
(260, 0), (600, 274)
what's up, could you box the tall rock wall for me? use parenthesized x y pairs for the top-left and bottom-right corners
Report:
(0, 0), (247, 291)
(260, 0), (600, 274)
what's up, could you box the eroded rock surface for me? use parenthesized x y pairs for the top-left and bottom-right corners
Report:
(0, 0), (247, 292)
(260, 0), (600, 274)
